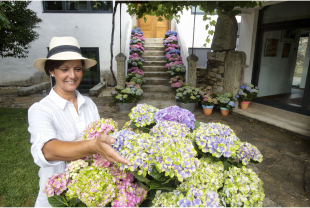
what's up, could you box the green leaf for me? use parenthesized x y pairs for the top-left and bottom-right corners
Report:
(140, 127), (150, 133)
(209, 155), (221, 162)
(48, 195), (69, 207)
(129, 121), (136, 129)
(194, 121), (200, 130)
(149, 166), (170, 181)
(131, 171), (151, 184)
(223, 160), (232, 171)
(137, 180), (150, 191)
(77, 201), (87, 207)
(250, 159), (260, 164)
(68, 198), (78, 207)
(150, 180), (175, 191)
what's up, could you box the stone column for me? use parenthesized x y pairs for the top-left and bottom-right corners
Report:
(187, 54), (199, 87)
(115, 53), (127, 88)
(223, 51), (246, 108)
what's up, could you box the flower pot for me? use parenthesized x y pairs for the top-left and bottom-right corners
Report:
(240, 101), (251, 110)
(220, 107), (229, 116)
(202, 105), (214, 115)
(117, 103), (136, 112)
(178, 102), (197, 113)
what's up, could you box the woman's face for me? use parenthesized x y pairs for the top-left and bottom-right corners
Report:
(50, 60), (83, 93)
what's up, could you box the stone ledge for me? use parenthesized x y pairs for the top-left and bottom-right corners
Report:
(18, 82), (51, 96)
(89, 82), (107, 97)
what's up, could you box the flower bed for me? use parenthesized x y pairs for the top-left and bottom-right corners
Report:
(44, 104), (265, 207)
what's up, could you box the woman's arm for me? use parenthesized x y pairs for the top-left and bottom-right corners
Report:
(42, 134), (131, 165)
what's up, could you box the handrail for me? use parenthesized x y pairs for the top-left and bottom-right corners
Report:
(124, 19), (132, 77)
(175, 22), (189, 82)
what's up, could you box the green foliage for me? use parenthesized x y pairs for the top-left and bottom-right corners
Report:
(0, 108), (40, 206)
(0, 1), (42, 58)
(126, 1), (261, 46)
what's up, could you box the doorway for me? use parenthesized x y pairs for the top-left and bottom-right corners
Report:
(137, 15), (170, 38)
(252, 1), (310, 115)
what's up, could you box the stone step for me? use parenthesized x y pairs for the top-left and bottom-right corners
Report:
(144, 38), (164, 44)
(142, 85), (173, 92)
(137, 99), (178, 109)
(144, 61), (167, 66)
(142, 92), (175, 100)
(144, 72), (169, 78)
(145, 78), (170, 85)
(142, 51), (166, 56)
(145, 46), (165, 51)
(143, 56), (165, 61)
(145, 44), (164, 47)
(143, 66), (166, 72)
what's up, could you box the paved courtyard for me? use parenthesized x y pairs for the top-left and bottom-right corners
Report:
(1, 88), (310, 206)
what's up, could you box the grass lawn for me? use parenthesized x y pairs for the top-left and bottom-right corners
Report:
(0, 108), (39, 207)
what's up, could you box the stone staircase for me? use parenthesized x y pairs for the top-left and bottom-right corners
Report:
(138, 38), (177, 109)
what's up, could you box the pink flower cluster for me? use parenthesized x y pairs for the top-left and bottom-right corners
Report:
(43, 173), (70, 197)
(166, 36), (178, 41)
(165, 54), (182, 62)
(110, 166), (147, 207)
(131, 68), (144, 76)
(128, 66), (139, 73)
(132, 33), (143, 37)
(165, 46), (179, 52)
(130, 44), (145, 52)
(80, 118), (118, 140)
(167, 44), (179, 48)
(126, 82), (141, 89)
(165, 61), (184, 70)
(171, 80), (184, 88)
(131, 34), (145, 41)
(129, 53), (141, 59)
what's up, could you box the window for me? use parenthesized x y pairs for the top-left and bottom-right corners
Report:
(43, 1), (113, 13)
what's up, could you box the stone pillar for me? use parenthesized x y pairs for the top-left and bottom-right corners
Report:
(115, 53), (127, 88)
(206, 51), (227, 93)
(224, 51), (246, 108)
(187, 54), (199, 87)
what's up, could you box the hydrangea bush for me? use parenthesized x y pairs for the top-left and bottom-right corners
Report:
(175, 85), (204, 104)
(169, 75), (185, 90)
(166, 64), (186, 77)
(129, 104), (159, 128)
(111, 85), (143, 103)
(126, 73), (146, 86)
(217, 92), (236, 112)
(236, 83), (259, 102)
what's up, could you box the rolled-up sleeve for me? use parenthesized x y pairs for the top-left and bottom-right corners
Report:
(28, 103), (62, 168)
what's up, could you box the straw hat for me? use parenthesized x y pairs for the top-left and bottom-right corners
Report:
(33, 37), (97, 72)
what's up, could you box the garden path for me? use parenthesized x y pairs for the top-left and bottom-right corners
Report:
(1, 88), (310, 207)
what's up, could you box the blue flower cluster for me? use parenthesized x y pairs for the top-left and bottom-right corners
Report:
(111, 130), (136, 153)
(129, 104), (159, 127)
(165, 30), (178, 37)
(150, 120), (190, 139)
(177, 188), (221, 207)
(237, 142), (263, 165)
(131, 28), (143, 35)
(166, 48), (181, 55)
(193, 122), (241, 158)
(154, 106), (196, 130)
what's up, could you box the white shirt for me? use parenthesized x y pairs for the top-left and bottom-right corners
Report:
(28, 89), (100, 207)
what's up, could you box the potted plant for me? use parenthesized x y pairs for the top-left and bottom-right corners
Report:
(126, 73), (146, 87)
(169, 75), (185, 92)
(110, 85), (143, 112)
(217, 92), (235, 116)
(175, 84), (204, 112)
(235, 83), (259, 110)
(201, 89), (218, 115)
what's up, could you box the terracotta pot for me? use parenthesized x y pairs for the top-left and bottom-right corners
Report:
(240, 101), (251, 110)
(220, 107), (229, 116)
(202, 105), (214, 115)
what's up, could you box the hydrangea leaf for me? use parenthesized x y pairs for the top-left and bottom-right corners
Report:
(149, 166), (170, 182)
(150, 180), (175, 191)
(223, 160), (232, 171)
(137, 180), (151, 191)
(131, 171), (151, 184)
(129, 121), (137, 129)
(194, 120), (201, 130)
(47, 195), (69, 207)
(250, 159), (260, 164)
(77, 201), (87, 207)
(68, 198), (78, 207)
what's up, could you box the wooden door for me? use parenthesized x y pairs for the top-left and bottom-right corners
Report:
(138, 15), (170, 38)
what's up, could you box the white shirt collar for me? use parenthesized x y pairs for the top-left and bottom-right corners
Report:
(49, 88), (85, 110)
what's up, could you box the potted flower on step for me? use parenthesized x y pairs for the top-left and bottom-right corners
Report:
(111, 85), (143, 112)
(201, 90), (218, 115)
(217, 93), (235, 116)
(235, 83), (259, 110)
(175, 84), (204, 113)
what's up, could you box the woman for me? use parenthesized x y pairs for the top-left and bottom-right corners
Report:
(29, 37), (130, 207)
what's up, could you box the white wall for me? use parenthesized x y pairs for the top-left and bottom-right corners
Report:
(257, 30), (300, 97)
(300, 34), (310, 89)
(0, 0), (131, 86)
(238, 8), (259, 84)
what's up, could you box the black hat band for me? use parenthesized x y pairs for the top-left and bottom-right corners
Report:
(47, 45), (82, 58)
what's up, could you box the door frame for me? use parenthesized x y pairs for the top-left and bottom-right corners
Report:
(252, 5), (310, 116)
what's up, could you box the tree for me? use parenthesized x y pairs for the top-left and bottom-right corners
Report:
(126, 1), (262, 45)
(0, 1), (42, 58)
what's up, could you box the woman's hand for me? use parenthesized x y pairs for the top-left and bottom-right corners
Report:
(93, 134), (131, 165)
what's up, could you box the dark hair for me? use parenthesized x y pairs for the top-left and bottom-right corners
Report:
(44, 60), (85, 76)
